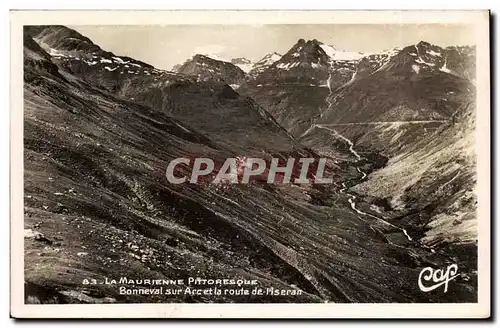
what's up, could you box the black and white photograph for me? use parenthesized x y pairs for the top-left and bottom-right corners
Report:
(10, 10), (490, 319)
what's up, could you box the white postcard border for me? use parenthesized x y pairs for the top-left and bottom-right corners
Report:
(10, 10), (490, 319)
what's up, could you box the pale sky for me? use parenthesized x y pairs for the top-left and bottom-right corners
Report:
(71, 25), (475, 71)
